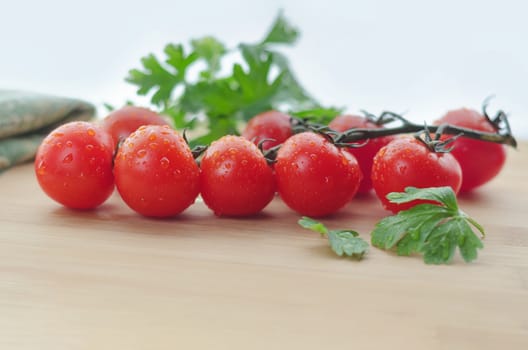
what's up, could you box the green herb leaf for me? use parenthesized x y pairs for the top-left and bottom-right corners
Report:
(164, 43), (199, 80)
(291, 107), (345, 124)
(191, 36), (227, 77)
(371, 187), (485, 264)
(298, 216), (327, 236)
(328, 230), (369, 258)
(298, 217), (369, 259)
(126, 54), (180, 108)
(386, 186), (458, 211)
(260, 11), (300, 45)
(125, 11), (331, 144)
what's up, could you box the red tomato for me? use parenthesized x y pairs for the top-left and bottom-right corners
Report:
(101, 106), (169, 148)
(274, 132), (362, 217)
(434, 108), (507, 192)
(113, 125), (200, 218)
(200, 135), (275, 216)
(329, 115), (394, 195)
(371, 137), (462, 213)
(35, 122), (114, 209)
(242, 110), (292, 150)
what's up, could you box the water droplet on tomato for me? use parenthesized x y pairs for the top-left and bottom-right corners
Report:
(149, 143), (158, 149)
(241, 159), (248, 166)
(85, 144), (94, 151)
(87, 128), (96, 136)
(160, 157), (170, 168)
(149, 134), (157, 141)
(63, 153), (73, 163)
(37, 161), (47, 175)
(66, 141), (73, 147)
(310, 154), (317, 160)
(137, 149), (147, 158)
(56, 142), (63, 148)
(225, 163), (232, 169)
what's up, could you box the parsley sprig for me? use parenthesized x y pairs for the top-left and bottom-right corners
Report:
(298, 217), (369, 259)
(126, 12), (339, 145)
(371, 187), (485, 264)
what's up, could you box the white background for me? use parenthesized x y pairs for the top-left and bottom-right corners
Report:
(1, 0), (527, 138)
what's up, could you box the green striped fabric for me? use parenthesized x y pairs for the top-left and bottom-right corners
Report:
(0, 90), (95, 171)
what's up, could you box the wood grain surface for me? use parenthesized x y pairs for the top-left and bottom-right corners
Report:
(1, 144), (527, 349)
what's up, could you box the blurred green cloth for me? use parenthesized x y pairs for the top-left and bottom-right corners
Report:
(0, 90), (95, 171)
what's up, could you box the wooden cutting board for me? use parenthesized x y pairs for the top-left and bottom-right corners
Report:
(1, 143), (527, 350)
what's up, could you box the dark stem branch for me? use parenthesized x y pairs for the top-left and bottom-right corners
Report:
(334, 123), (517, 148)
(263, 111), (517, 164)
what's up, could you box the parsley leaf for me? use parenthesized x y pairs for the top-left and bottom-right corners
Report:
(126, 53), (180, 108)
(191, 36), (226, 78)
(125, 11), (331, 145)
(291, 107), (344, 124)
(298, 217), (369, 259)
(260, 11), (300, 45)
(371, 187), (485, 264)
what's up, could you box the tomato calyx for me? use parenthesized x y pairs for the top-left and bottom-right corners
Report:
(482, 95), (514, 141)
(182, 129), (208, 159)
(414, 124), (462, 153)
(359, 109), (409, 127)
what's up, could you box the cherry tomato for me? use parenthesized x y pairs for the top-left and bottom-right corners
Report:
(200, 135), (275, 216)
(371, 137), (462, 213)
(113, 125), (200, 218)
(242, 110), (292, 150)
(35, 122), (114, 209)
(101, 106), (169, 148)
(329, 115), (394, 195)
(274, 132), (362, 217)
(434, 108), (506, 192)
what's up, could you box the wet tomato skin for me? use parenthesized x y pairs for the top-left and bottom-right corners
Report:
(35, 121), (115, 209)
(101, 106), (169, 148)
(113, 125), (200, 218)
(434, 108), (506, 192)
(200, 135), (275, 217)
(371, 137), (462, 213)
(329, 115), (394, 195)
(274, 132), (362, 217)
(242, 110), (292, 150)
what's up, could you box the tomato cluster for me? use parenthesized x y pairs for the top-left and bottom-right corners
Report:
(35, 106), (507, 218)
